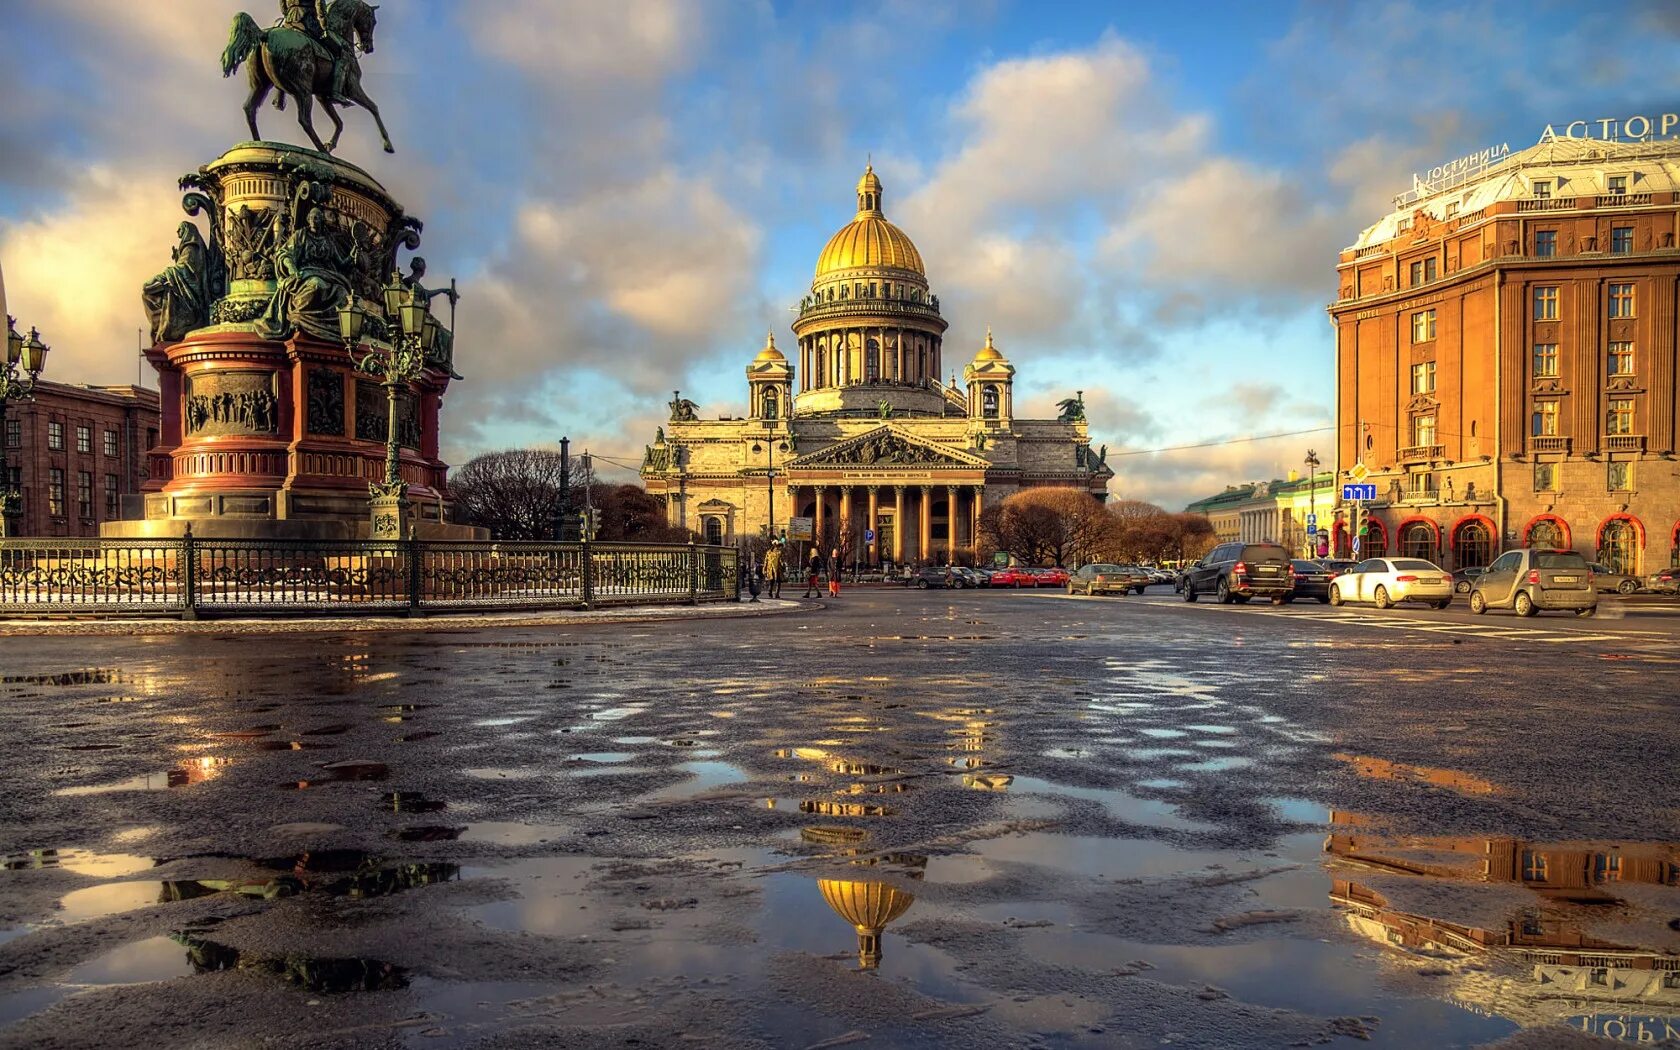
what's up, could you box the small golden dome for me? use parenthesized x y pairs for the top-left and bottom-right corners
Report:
(814, 165), (926, 278)
(753, 330), (786, 363)
(973, 327), (1003, 362)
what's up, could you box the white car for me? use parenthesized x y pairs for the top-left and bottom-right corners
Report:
(1328, 557), (1454, 609)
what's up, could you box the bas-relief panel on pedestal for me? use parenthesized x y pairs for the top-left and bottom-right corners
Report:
(355, 379), (420, 451)
(184, 371), (279, 436)
(306, 368), (345, 436)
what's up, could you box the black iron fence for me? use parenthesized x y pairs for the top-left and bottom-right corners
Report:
(0, 537), (739, 618)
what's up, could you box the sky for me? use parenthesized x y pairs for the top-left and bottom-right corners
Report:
(5, 0), (1680, 509)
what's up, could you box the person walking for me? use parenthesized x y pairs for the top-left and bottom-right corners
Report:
(803, 549), (824, 599)
(765, 540), (784, 600)
(827, 547), (842, 599)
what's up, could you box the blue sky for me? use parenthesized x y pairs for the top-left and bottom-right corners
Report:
(5, 0), (1680, 508)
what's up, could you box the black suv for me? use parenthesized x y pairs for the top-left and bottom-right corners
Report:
(1182, 542), (1294, 604)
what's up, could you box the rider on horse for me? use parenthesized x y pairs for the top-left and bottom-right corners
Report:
(278, 0), (350, 103)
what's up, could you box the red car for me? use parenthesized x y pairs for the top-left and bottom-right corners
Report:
(1033, 568), (1070, 587)
(989, 567), (1037, 588)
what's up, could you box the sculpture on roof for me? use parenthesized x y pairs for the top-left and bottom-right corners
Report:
(668, 391), (699, 422)
(1056, 392), (1086, 423)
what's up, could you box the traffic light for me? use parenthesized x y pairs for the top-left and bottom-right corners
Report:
(1357, 507), (1370, 538)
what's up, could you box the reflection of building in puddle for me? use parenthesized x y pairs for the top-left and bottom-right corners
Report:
(1325, 815), (1679, 1040)
(963, 774), (1013, 791)
(1333, 754), (1498, 797)
(818, 878), (917, 970)
(171, 932), (408, 992)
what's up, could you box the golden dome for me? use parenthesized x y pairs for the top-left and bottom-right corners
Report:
(818, 877), (915, 932)
(753, 330), (786, 363)
(973, 327), (1003, 362)
(814, 165), (926, 278)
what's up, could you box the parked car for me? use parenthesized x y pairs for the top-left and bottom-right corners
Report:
(1145, 568), (1172, 586)
(989, 566), (1037, 588)
(1329, 558), (1453, 609)
(903, 566), (954, 589)
(1469, 549), (1596, 617)
(1451, 566), (1487, 594)
(969, 568), (994, 588)
(1067, 564), (1131, 596)
(1285, 559), (1338, 604)
(1033, 567), (1070, 587)
(1648, 567), (1680, 595)
(1113, 565), (1153, 594)
(1318, 559), (1359, 575)
(1180, 542), (1294, 604)
(1587, 562), (1642, 595)
(948, 567), (985, 589)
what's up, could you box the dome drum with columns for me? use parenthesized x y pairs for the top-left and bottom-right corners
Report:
(642, 166), (1111, 564)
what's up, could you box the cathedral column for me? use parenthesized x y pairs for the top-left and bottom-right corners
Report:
(866, 485), (880, 566)
(813, 485), (826, 549)
(893, 485), (906, 564)
(918, 485), (932, 565)
(946, 484), (959, 558)
(839, 486), (853, 551)
(972, 486), (985, 559)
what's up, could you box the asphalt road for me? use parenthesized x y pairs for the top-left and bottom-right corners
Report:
(0, 588), (1674, 1049)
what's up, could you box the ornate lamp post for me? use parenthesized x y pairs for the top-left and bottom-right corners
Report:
(339, 276), (434, 541)
(751, 424), (789, 539)
(1, 318), (49, 537)
(1304, 448), (1321, 557)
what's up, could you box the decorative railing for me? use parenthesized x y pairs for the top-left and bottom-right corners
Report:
(1604, 434), (1645, 452)
(0, 538), (738, 618)
(1595, 193), (1652, 207)
(1530, 435), (1570, 453)
(1516, 198), (1576, 212)
(1398, 444), (1445, 462)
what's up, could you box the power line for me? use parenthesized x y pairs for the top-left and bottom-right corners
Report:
(1107, 425), (1334, 458)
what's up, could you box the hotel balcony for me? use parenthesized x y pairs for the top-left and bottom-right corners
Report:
(1604, 434), (1646, 452)
(1398, 444), (1445, 463)
(1516, 197), (1577, 212)
(1594, 193), (1653, 208)
(1529, 435), (1571, 454)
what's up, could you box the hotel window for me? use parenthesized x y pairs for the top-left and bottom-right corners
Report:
(1607, 174), (1628, 195)
(48, 421), (64, 450)
(1412, 414), (1437, 447)
(1411, 308), (1437, 343)
(1589, 968), (1610, 987)
(1534, 230), (1556, 257)
(48, 468), (65, 517)
(1408, 257), (1438, 285)
(1407, 469), (1435, 496)
(1608, 341), (1635, 376)
(1532, 399), (1559, 436)
(1611, 226), (1634, 254)
(77, 471), (93, 519)
(1532, 343), (1559, 378)
(1592, 853), (1623, 882)
(1398, 216), (1412, 232)
(1608, 461), (1633, 491)
(1609, 282), (1635, 318)
(1532, 180), (1552, 199)
(1608, 398), (1635, 435)
(105, 474), (120, 517)
(1533, 286), (1559, 321)
(4, 419), (18, 447)
(103, 429), (118, 458)
(75, 425), (91, 454)
(1411, 361), (1437, 394)
(1445, 201), (1460, 218)
(1521, 850), (1550, 881)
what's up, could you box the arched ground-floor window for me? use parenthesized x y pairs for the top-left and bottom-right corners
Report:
(1598, 518), (1639, 575)
(703, 516), (724, 545)
(1399, 521), (1436, 561)
(1453, 519), (1493, 570)
(1363, 519), (1388, 557)
(1526, 517), (1567, 550)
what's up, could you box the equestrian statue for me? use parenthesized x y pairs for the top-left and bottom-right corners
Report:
(222, 0), (395, 155)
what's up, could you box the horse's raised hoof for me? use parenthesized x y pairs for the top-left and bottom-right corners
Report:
(383, 143), (394, 154)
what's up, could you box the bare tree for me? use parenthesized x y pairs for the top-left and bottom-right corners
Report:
(980, 488), (1117, 566)
(1107, 506), (1217, 564)
(449, 449), (583, 539)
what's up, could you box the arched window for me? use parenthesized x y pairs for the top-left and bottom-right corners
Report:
(1599, 520), (1637, 575)
(982, 386), (999, 419)
(1400, 522), (1436, 560)
(703, 517), (724, 545)
(1527, 518), (1564, 549)
(761, 388), (779, 420)
(1364, 519), (1388, 558)
(1454, 520), (1492, 570)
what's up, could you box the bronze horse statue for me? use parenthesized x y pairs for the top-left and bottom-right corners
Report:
(222, 0), (394, 155)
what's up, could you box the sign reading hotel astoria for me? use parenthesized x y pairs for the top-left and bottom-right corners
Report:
(1538, 112), (1680, 142)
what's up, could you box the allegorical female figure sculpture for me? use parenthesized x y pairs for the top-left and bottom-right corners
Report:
(142, 222), (211, 343)
(262, 207), (357, 341)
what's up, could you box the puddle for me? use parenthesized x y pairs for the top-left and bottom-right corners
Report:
(53, 759), (231, 796)
(464, 857), (601, 937)
(572, 752), (636, 764)
(1179, 755), (1255, 773)
(457, 822), (569, 846)
(1006, 776), (1208, 831)
(461, 768), (541, 781)
(3, 850), (155, 877)
(67, 935), (198, 985)
(56, 881), (170, 922)
(642, 761), (750, 801)
(957, 833), (1249, 880)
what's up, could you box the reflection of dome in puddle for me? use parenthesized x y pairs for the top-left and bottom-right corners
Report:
(801, 825), (869, 846)
(818, 878), (916, 970)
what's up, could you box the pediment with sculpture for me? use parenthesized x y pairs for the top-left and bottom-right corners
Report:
(788, 427), (988, 470)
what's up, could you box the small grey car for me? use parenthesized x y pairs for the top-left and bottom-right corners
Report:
(1469, 549), (1597, 617)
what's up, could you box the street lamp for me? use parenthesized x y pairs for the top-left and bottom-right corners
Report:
(751, 424), (789, 540)
(1, 317), (49, 537)
(1304, 448), (1321, 558)
(339, 274), (433, 541)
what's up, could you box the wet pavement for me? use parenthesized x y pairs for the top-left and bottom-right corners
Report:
(0, 589), (1675, 1048)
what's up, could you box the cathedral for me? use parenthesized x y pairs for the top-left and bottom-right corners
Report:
(641, 166), (1112, 564)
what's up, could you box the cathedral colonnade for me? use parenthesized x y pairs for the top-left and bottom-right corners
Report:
(789, 482), (985, 566)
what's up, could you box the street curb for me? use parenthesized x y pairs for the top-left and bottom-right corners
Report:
(0, 598), (819, 637)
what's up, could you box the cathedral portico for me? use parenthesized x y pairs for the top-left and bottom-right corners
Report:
(642, 167), (1111, 566)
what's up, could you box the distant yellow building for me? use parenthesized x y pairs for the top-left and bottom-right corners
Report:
(641, 167), (1112, 563)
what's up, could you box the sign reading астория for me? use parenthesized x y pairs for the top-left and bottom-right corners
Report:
(1538, 112), (1680, 143)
